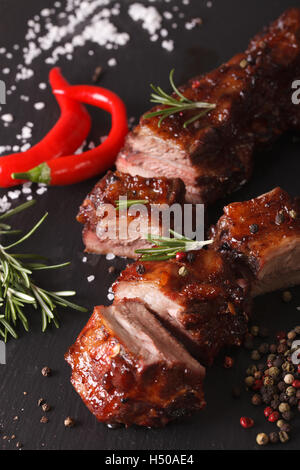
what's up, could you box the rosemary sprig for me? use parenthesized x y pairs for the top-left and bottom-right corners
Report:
(115, 199), (149, 211)
(0, 200), (87, 341)
(144, 69), (216, 128)
(135, 229), (213, 261)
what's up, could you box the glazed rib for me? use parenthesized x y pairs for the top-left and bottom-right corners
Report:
(116, 8), (300, 203)
(65, 299), (205, 427)
(77, 170), (185, 259)
(212, 187), (300, 296)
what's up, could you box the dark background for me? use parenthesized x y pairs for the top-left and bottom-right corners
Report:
(0, 0), (299, 451)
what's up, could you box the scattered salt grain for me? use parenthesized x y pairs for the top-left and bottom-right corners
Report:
(0, 196), (11, 213)
(207, 1), (213, 7)
(2, 68), (10, 74)
(26, 196), (33, 201)
(82, 256), (87, 263)
(128, 3), (162, 36)
(162, 39), (174, 52)
(36, 186), (48, 195)
(107, 293), (114, 301)
(107, 57), (117, 67)
(34, 102), (45, 110)
(8, 190), (21, 200)
(106, 253), (115, 261)
(22, 184), (32, 194)
(87, 275), (95, 283)
(38, 82), (47, 90)
(1, 113), (14, 123)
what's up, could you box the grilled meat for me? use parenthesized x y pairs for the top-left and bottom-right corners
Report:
(212, 187), (300, 296)
(113, 249), (250, 365)
(77, 170), (185, 259)
(65, 299), (205, 427)
(116, 8), (300, 203)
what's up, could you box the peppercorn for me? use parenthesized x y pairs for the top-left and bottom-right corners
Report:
(258, 343), (269, 354)
(286, 386), (296, 397)
(250, 326), (259, 336)
(256, 433), (269, 446)
(278, 403), (290, 413)
(41, 403), (51, 413)
(269, 344), (277, 354)
(277, 343), (288, 354)
(254, 370), (262, 379)
(175, 251), (187, 262)
(273, 357), (283, 368)
(37, 398), (45, 407)
(264, 376), (274, 387)
(249, 224), (259, 234)
(282, 291), (292, 303)
(270, 398), (280, 410)
(64, 416), (75, 428)
(277, 331), (286, 341)
(277, 381), (286, 392)
(282, 410), (293, 421)
(289, 396), (298, 407)
(186, 252), (195, 263)
(277, 419), (286, 428)
(136, 264), (146, 275)
(245, 376), (255, 387)
(240, 416), (254, 429)
(264, 406), (273, 418)
(246, 365), (257, 375)
(269, 432), (279, 444)
(287, 330), (296, 341)
(252, 394), (262, 406)
(284, 374), (294, 385)
(268, 353), (276, 362)
(268, 411), (280, 423)
(282, 362), (294, 373)
(224, 356), (234, 368)
(279, 431), (290, 443)
(280, 423), (291, 433)
(178, 266), (188, 276)
(292, 379), (300, 389)
(251, 350), (261, 361)
(40, 416), (49, 424)
(294, 326), (300, 334)
(268, 367), (280, 378)
(41, 366), (51, 377)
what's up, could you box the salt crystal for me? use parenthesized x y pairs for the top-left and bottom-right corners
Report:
(107, 293), (114, 301)
(2, 68), (10, 74)
(108, 57), (117, 67)
(38, 82), (47, 90)
(162, 39), (174, 52)
(106, 253), (115, 260)
(34, 102), (45, 110)
(1, 113), (14, 123)
(8, 190), (21, 200)
(128, 3), (162, 36)
(82, 256), (87, 263)
(87, 275), (95, 283)
(26, 195), (33, 201)
(36, 186), (47, 195)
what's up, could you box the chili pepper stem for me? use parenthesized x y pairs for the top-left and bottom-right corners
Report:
(12, 163), (51, 185)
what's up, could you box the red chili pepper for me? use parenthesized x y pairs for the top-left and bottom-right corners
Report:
(292, 379), (300, 388)
(0, 68), (91, 187)
(12, 69), (128, 186)
(268, 411), (279, 423)
(264, 406), (273, 418)
(240, 417), (254, 429)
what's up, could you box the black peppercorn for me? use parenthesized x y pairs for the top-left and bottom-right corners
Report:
(269, 432), (279, 444)
(249, 223), (259, 234)
(186, 252), (195, 263)
(136, 264), (146, 275)
(282, 410), (293, 421)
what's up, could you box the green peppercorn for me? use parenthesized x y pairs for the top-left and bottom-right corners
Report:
(264, 376), (274, 386)
(246, 365), (257, 375)
(277, 419), (286, 429)
(282, 362), (294, 373)
(268, 367), (280, 378)
(286, 386), (296, 397)
(256, 433), (269, 446)
(279, 431), (290, 443)
(245, 376), (255, 387)
(251, 350), (261, 361)
(278, 403), (290, 413)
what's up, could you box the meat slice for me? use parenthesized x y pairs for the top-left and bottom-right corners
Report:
(77, 170), (185, 259)
(113, 249), (250, 365)
(65, 299), (205, 427)
(212, 187), (300, 296)
(116, 9), (300, 203)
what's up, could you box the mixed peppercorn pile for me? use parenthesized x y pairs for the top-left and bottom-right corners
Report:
(240, 322), (300, 446)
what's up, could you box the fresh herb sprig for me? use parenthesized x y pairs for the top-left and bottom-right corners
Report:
(0, 200), (87, 341)
(144, 69), (216, 128)
(135, 229), (213, 261)
(115, 199), (149, 211)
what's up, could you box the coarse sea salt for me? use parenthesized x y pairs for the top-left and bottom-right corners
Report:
(106, 253), (115, 261)
(1, 113), (14, 123)
(34, 102), (45, 110)
(128, 3), (162, 36)
(87, 275), (95, 283)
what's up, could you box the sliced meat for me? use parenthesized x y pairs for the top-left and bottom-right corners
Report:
(116, 9), (300, 203)
(212, 187), (300, 296)
(113, 249), (250, 365)
(65, 299), (205, 427)
(77, 170), (186, 259)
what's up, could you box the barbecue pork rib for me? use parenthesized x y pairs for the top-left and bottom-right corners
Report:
(212, 187), (300, 296)
(116, 8), (300, 203)
(113, 249), (250, 365)
(77, 170), (185, 259)
(65, 299), (205, 427)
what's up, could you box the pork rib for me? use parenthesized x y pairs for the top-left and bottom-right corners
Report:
(65, 299), (205, 427)
(212, 187), (300, 296)
(116, 8), (300, 203)
(77, 170), (185, 259)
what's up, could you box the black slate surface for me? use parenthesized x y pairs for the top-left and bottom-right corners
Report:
(0, 0), (299, 451)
